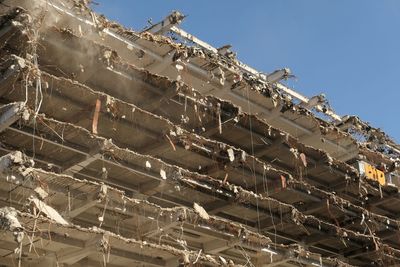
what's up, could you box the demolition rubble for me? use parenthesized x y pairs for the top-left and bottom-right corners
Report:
(0, 1), (399, 266)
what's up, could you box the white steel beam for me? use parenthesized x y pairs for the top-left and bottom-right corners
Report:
(143, 11), (185, 35)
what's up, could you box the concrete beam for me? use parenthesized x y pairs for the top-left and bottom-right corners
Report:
(58, 247), (94, 265)
(146, 53), (174, 74)
(141, 221), (180, 238)
(63, 153), (101, 176)
(138, 179), (167, 196)
(204, 199), (234, 215)
(203, 239), (238, 254)
(0, 102), (26, 133)
(30, 256), (60, 267)
(297, 201), (325, 215)
(302, 233), (331, 246)
(262, 258), (290, 267)
(253, 136), (285, 158)
(52, 232), (166, 266)
(68, 199), (99, 219)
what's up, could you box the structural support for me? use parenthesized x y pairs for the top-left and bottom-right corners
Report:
(203, 239), (239, 254)
(143, 11), (185, 35)
(68, 199), (99, 218)
(254, 137), (286, 158)
(204, 199), (235, 215)
(262, 258), (291, 267)
(0, 102), (26, 133)
(141, 221), (180, 238)
(63, 153), (102, 176)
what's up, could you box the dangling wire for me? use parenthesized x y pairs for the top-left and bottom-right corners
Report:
(31, 28), (44, 117)
(244, 86), (264, 240)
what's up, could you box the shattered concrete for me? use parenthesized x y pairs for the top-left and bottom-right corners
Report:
(0, 0), (398, 266)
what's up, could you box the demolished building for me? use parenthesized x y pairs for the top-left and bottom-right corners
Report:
(0, 0), (399, 266)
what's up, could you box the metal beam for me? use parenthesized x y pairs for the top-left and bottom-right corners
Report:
(170, 26), (218, 53)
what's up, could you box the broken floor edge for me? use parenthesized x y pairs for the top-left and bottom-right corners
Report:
(0, 152), (355, 267)
(2, 102), (398, 253)
(0, 9), (364, 161)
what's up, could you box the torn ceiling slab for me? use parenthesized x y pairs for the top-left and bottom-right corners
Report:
(0, 1), (398, 266)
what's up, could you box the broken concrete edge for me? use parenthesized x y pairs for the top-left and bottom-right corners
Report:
(0, 14), (367, 174)
(0, 207), (242, 267)
(0, 6), (32, 31)
(360, 146), (400, 172)
(105, 141), (399, 251)
(33, 67), (310, 183)
(0, 58), (355, 193)
(106, 142), (398, 248)
(38, 28), (362, 169)
(0, 102), (25, 114)
(25, 108), (398, 240)
(0, 4), (396, 267)
(0, 8), (364, 162)
(339, 115), (400, 158)
(9, 107), (400, 249)
(0, 206), (24, 244)
(286, 179), (400, 228)
(77, 4), (370, 141)
(0, 102), (30, 130)
(73, 1), (345, 124)
(0, 70), (388, 251)
(9, 66), (397, 234)
(2, 54), (361, 197)
(0, 152), (356, 267)
(79, 28), (361, 154)
(92, 12), (399, 157)
(0, 151), (271, 246)
(3, 2), (398, 165)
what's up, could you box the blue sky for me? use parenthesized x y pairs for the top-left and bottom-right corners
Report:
(94, 1), (400, 142)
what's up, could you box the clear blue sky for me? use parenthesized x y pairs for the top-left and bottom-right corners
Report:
(94, 1), (400, 142)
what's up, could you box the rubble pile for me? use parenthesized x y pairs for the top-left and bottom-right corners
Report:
(0, 1), (398, 266)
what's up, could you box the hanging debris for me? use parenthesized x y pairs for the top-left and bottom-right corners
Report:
(0, 1), (397, 266)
